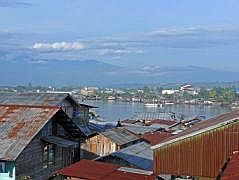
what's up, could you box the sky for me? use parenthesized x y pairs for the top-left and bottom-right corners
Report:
(1, 0), (239, 71)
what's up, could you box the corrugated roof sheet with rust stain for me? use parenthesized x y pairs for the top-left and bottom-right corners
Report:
(221, 152), (239, 180)
(101, 128), (139, 146)
(0, 104), (60, 160)
(145, 119), (176, 126)
(0, 93), (69, 106)
(0, 92), (96, 108)
(152, 110), (239, 149)
(57, 159), (154, 180)
(141, 131), (174, 146)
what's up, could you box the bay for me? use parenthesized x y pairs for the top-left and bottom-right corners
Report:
(85, 100), (231, 122)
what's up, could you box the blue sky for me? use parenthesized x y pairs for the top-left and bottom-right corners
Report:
(1, 0), (239, 70)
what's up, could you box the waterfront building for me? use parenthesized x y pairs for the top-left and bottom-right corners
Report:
(152, 110), (239, 179)
(80, 128), (140, 159)
(0, 92), (96, 127)
(0, 104), (81, 179)
(0, 93), (98, 179)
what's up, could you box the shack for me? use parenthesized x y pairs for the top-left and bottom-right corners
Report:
(80, 128), (140, 159)
(0, 92), (96, 127)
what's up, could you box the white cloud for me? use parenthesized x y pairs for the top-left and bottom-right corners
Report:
(32, 41), (85, 50)
(98, 48), (143, 55)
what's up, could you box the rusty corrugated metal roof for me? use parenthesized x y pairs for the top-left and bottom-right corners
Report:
(57, 159), (120, 179)
(0, 93), (70, 106)
(221, 152), (239, 180)
(56, 159), (155, 180)
(101, 128), (139, 146)
(152, 110), (239, 149)
(0, 104), (60, 160)
(141, 132), (174, 146)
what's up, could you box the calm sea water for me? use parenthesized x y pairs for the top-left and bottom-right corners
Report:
(85, 100), (231, 122)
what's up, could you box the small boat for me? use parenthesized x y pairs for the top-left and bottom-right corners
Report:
(144, 103), (158, 107)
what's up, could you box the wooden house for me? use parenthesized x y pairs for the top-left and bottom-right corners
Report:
(80, 128), (140, 159)
(0, 104), (82, 180)
(0, 92), (96, 127)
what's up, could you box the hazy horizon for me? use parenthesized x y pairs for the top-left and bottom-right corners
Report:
(1, 0), (239, 85)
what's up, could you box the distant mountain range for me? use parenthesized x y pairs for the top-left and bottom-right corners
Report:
(1, 59), (239, 87)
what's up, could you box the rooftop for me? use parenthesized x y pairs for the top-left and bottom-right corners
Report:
(0, 104), (60, 160)
(124, 124), (161, 135)
(141, 131), (174, 146)
(56, 159), (154, 180)
(97, 142), (153, 171)
(101, 128), (139, 146)
(152, 110), (239, 150)
(0, 92), (95, 108)
(221, 152), (239, 180)
(0, 92), (70, 106)
(78, 122), (115, 137)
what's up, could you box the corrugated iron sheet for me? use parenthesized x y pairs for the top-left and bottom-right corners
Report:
(109, 141), (153, 170)
(57, 159), (155, 180)
(153, 114), (239, 178)
(141, 132), (173, 146)
(0, 93), (69, 106)
(103, 167), (155, 180)
(221, 152), (239, 180)
(153, 110), (239, 148)
(124, 124), (161, 135)
(57, 159), (120, 179)
(95, 142), (153, 171)
(101, 128), (139, 146)
(0, 104), (60, 160)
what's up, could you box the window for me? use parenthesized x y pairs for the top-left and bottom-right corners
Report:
(0, 161), (6, 173)
(43, 144), (55, 168)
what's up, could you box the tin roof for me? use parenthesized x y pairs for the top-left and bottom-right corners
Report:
(103, 167), (154, 180)
(141, 132), (174, 146)
(0, 104), (60, 160)
(57, 159), (119, 179)
(124, 124), (161, 135)
(0, 92), (95, 108)
(111, 142), (153, 170)
(152, 110), (239, 150)
(41, 136), (78, 148)
(145, 119), (176, 126)
(78, 122), (115, 137)
(56, 159), (154, 180)
(221, 152), (239, 180)
(98, 142), (153, 171)
(0, 93), (70, 106)
(101, 128), (139, 146)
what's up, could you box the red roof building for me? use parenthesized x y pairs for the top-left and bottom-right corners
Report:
(56, 159), (155, 180)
